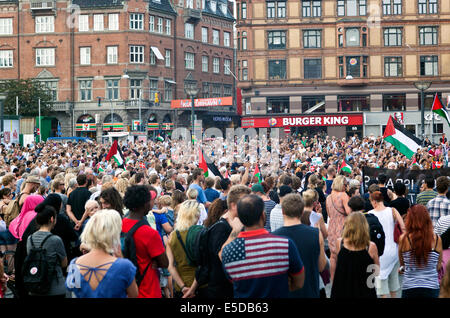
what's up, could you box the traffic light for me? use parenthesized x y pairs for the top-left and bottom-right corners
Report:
(97, 97), (102, 107)
(34, 127), (37, 137)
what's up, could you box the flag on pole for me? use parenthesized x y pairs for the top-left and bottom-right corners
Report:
(97, 163), (105, 173)
(339, 159), (352, 174)
(432, 93), (450, 126)
(199, 148), (222, 179)
(253, 165), (262, 183)
(156, 135), (164, 142)
(105, 139), (125, 167)
(383, 116), (422, 159)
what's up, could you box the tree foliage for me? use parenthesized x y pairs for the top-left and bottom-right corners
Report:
(0, 79), (53, 116)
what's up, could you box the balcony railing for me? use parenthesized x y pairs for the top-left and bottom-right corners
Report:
(183, 8), (201, 23)
(30, 0), (55, 10)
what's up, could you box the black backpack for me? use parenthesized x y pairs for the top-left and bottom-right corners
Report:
(364, 213), (386, 257)
(121, 218), (152, 286)
(22, 234), (57, 295)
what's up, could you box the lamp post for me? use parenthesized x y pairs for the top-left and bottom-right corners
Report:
(414, 81), (432, 144)
(0, 93), (6, 143)
(184, 84), (199, 140)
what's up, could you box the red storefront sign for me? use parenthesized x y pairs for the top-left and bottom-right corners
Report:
(171, 96), (233, 109)
(241, 114), (364, 128)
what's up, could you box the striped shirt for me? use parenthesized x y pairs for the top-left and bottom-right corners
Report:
(427, 195), (450, 226)
(402, 250), (440, 290)
(435, 215), (450, 236)
(222, 229), (304, 298)
(416, 190), (438, 206)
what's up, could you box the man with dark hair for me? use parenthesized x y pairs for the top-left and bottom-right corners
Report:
(66, 174), (91, 229)
(204, 177), (220, 203)
(189, 168), (210, 208)
(427, 176), (450, 226)
(220, 194), (305, 298)
(274, 193), (326, 298)
(416, 176), (438, 206)
(377, 174), (393, 204)
(134, 172), (146, 185)
(388, 182), (410, 216)
(122, 185), (168, 298)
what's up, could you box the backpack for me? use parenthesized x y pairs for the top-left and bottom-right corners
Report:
(3, 193), (24, 226)
(22, 233), (57, 295)
(364, 213), (385, 257)
(120, 218), (152, 286)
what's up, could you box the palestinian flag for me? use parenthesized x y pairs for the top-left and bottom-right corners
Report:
(97, 163), (105, 173)
(199, 148), (222, 179)
(432, 94), (450, 126)
(105, 140), (125, 167)
(253, 165), (262, 183)
(339, 159), (352, 174)
(383, 116), (422, 160)
(156, 135), (164, 142)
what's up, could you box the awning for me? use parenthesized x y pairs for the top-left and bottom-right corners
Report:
(151, 46), (164, 60)
(165, 79), (176, 84)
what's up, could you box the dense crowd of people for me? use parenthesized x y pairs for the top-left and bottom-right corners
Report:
(0, 131), (449, 299)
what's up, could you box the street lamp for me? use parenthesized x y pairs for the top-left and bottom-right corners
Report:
(414, 81), (432, 144)
(184, 84), (199, 140)
(0, 93), (6, 143)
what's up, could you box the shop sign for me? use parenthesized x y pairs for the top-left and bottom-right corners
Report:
(242, 114), (364, 128)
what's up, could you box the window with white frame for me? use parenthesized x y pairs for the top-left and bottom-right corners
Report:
(302, 0), (322, 17)
(419, 26), (438, 45)
(165, 19), (171, 35)
(420, 55), (438, 76)
(224, 59), (231, 75)
(78, 15), (89, 32)
(165, 49), (171, 67)
(185, 23), (194, 39)
(213, 57), (220, 73)
(130, 13), (144, 30)
(157, 17), (163, 33)
(224, 31), (230, 47)
(185, 52), (194, 69)
(130, 45), (144, 63)
(108, 13), (119, 31)
(40, 80), (58, 101)
(186, 0), (194, 8)
(130, 79), (142, 100)
(0, 18), (13, 35)
(224, 85), (232, 96)
(202, 27), (208, 43)
(93, 14), (104, 31)
(35, 48), (55, 66)
(80, 47), (91, 65)
(0, 50), (13, 67)
(213, 29), (220, 45)
(35, 16), (54, 33)
(149, 79), (158, 101)
(242, 60), (248, 80)
(382, 0), (402, 15)
(418, 0), (437, 14)
(164, 80), (173, 101)
(149, 16), (155, 32)
(202, 55), (208, 72)
(337, 0), (367, 16)
(107, 46), (118, 64)
(79, 79), (92, 101)
(106, 79), (119, 100)
(150, 50), (156, 65)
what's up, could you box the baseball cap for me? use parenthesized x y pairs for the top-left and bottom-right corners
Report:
(251, 183), (264, 194)
(26, 176), (41, 185)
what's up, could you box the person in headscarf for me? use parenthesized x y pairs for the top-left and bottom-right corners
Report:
(8, 195), (44, 241)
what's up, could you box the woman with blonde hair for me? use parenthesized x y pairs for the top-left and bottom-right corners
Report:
(186, 188), (207, 225)
(326, 175), (352, 281)
(115, 178), (130, 198)
(66, 209), (138, 298)
(302, 189), (328, 239)
(166, 200), (206, 298)
(331, 212), (379, 298)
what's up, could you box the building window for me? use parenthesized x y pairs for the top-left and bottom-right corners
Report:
(149, 16), (155, 32)
(80, 47), (91, 65)
(0, 50), (13, 68)
(212, 84), (222, 98)
(418, 0), (438, 14)
(339, 56), (368, 78)
(186, 0), (194, 9)
(383, 94), (406, 111)
(79, 80), (92, 101)
(0, 18), (13, 35)
(213, 57), (220, 74)
(106, 79), (119, 100)
(421, 92), (441, 110)
(304, 58), (322, 79)
(268, 30), (286, 49)
(338, 95), (370, 111)
(185, 23), (194, 39)
(202, 82), (210, 98)
(267, 1), (286, 19)
(268, 59), (286, 80)
(224, 32), (230, 47)
(107, 46), (118, 64)
(337, 0), (367, 17)
(129, 45), (144, 63)
(346, 28), (360, 46)
(149, 79), (158, 101)
(165, 19), (171, 35)
(384, 27), (402, 46)
(157, 17), (163, 34)
(267, 96), (289, 113)
(40, 80), (58, 101)
(420, 55), (438, 76)
(129, 13), (144, 30)
(165, 49), (171, 67)
(223, 85), (232, 96)
(433, 123), (443, 134)
(242, 31), (247, 50)
(35, 48), (55, 66)
(384, 56), (402, 77)
(202, 27), (208, 43)
(242, 2), (247, 19)
(202, 56), (208, 72)
(242, 60), (248, 80)
(108, 13), (119, 31)
(224, 59), (231, 75)
(150, 50), (156, 65)
(78, 15), (89, 32)
(302, 96), (325, 113)
(93, 14), (104, 31)
(164, 80), (173, 101)
(35, 16), (54, 33)
(302, 1), (322, 17)
(185, 52), (195, 69)
(419, 26), (438, 45)
(382, 0), (402, 15)
(130, 79), (142, 100)
(303, 30), (321, 48)
(213, 29), (220, 45)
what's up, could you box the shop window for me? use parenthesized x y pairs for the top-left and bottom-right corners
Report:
(338, 95), (370, 111)
(267, 96), (289, 113)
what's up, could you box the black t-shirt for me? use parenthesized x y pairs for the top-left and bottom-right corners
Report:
(175, 181), (185, 192)
(67, 186), (92, 220)
(206, 218), (233, 298)
(389, 197), (410, 217)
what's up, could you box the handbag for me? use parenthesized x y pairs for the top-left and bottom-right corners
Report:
(392, 208), (402, 244)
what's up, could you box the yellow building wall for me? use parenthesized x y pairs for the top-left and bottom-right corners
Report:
(253, 3), (264, 19)
(323, 0), (335, 16)
(369, 27), (381, 46)
(288, 1), (299, 17)
(254, 58), (266, 80)
(442, 25), (450, 44)
(370, 55), (382, 77)
(442, 54), (450, 76)
(289, 28), (300, 48)
(324, 56), (336, 78)
(404, 0), (416, 15)
(254, 29), (265, 49)
(289, 57), (301, 79)
(405, 55), (417, 76)
(404, 25), (417, 46)
(324, 28), (336, 48)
